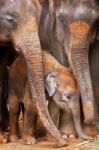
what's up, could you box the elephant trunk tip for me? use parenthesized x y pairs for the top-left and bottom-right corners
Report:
(56, 139), (67, 148)
(38, 109), (67, 147)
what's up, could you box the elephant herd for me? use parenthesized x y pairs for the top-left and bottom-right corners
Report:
(0, 0), (98, 147)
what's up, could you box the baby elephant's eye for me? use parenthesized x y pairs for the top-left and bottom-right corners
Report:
(66, 95), (71, 99)
(62, 92), (72, 101)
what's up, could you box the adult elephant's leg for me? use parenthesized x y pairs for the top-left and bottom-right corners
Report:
(48, 99), (60, 127)
(23, 83), (38, 144)
(9, 96), (20, 142)
(23, 109), (37, 144)
(12, 16), (66, 147)
(0, 64), (9, 144)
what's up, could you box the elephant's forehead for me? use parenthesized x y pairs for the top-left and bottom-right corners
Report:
(58, 81), (78, 93)
(0, 0), (20, 13)
(56, 0), (98, 24)
(57, 71), (78, 91)
(0, 0), (35, 32)
(0, 0), (33, 18)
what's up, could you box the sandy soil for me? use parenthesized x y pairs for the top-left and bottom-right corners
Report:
(6, 101), (97, 150)
(0, 136), (98, 150)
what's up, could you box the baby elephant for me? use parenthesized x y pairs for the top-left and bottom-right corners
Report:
(8, 51), (91, 144)
(43, 52), (91, 140)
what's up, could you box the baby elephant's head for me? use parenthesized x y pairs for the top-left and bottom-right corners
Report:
(45, 67), (80, 112)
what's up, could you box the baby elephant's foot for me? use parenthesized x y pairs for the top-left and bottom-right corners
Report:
(23, 136), (37, 145)
(62, 133), (76, 139)
(60, 122), (77, 139)
(0, 132), (8, 144)
(9, 134), (19, 142)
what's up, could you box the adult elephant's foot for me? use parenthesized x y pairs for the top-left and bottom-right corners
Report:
(23, 136), (37, 145)
(83, 125), (99, 137)
(0, 132), (8, 144)
(9, 134), (19, 142)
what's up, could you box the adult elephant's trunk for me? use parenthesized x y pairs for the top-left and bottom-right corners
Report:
(69, 21), (94, 125)
(71, 99), (92, 139)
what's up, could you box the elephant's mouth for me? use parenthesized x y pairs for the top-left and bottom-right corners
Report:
(60, 100), (70, 113)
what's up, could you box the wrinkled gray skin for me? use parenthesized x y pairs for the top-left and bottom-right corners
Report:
(0, 0), (66, 146)
(39, 0), (99, 126)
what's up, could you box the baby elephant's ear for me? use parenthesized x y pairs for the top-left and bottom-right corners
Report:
(45, 71), (58, 96)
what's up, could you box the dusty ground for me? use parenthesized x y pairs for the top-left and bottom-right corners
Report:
(0, 114), (99, 150)
(0, 135), (99, 150)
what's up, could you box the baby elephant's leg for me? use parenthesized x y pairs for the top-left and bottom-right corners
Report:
(59, 110), (77, 139)
(46, 99), (60, 141)
(23, 84), (37, 145)
(9, 92), (20, 142)
(48, 99), (60, 127)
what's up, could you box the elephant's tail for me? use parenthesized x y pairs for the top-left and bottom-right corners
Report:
(88, 18), (99, 50)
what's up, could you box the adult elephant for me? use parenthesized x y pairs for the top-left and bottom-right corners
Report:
(39, 0), (99, 125)
(0, 0), (66, 146)
(89, 18), (99, 125)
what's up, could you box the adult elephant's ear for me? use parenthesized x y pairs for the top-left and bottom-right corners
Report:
(45, 71), (58, 96)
